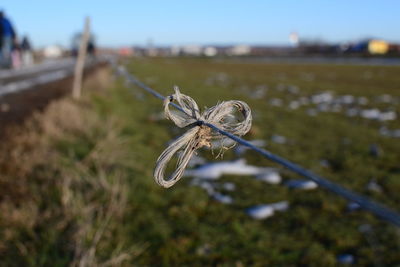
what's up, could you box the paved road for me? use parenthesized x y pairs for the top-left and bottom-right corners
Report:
(0, 57), (99, 97)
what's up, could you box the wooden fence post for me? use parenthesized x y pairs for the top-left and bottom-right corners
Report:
(72, 17), (90, 99)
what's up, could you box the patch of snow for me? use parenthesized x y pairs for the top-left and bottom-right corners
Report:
(246, 201), (289, 220)
(289, 101), (300, 110)
(340, 95), (355, 104)
(285, 180), (318, 190)
(360, 109), (380, 120)
(269, 98), (283, 107)
(185, 159), (282, 186)
(190, 179), (215, 195)
(256, 171), (282, 184)
(249, 85), (268, 99)
(311, 92), (333, 104)
(212, 192), (233, 204)
(379, 127), (400, 138)
(221, 182), (236, 191)
(366, 180), (382, 193)
(378, 111), (396, 121)
(319, 159), (330, 168)
(185, 159), (264, 179)
(347, 202), (360, 211)
(271, 135), (286, 144)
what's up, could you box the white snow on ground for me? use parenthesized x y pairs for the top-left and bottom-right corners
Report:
(347, 202), (361, 211)
(378, 111), (397, 121)
(246, 201), (289, 220)
(187, 157), (283, 205)
(380, 127), (400, 138)
(255, 171), (282, 184)
(269, 98), (283, 107)
(221, 182), (236, 191)
(184, 158), (280, 182)
(190, 179), (215, 195)
(265, 88), (398, 124)
(366, 180), (383, 193)
(311, 92), (334, 104)
(360, 109), (380, 120)
(212, 192), (234, 204)
(271, 135), (287, 144)
(285, 179), (318, 190)
(190, 179), (234, 204)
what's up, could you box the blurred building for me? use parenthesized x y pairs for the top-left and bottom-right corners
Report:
(107, 37), (399, 59)
(342, 39), (390, 55)
(204, 46), (217, 57)
(146, 38), (157, 57)
(118, 47), (134, 57)
(170, 46), (181, 56)
(289, 32), (299, 47)
(228, 45), (251, 56)
(42, 45), (64, 58)
(367, 40), (389, 55)
(181, 45), (202, 56)
(250, 45), (295, 56)
(388, 43), (400, 55)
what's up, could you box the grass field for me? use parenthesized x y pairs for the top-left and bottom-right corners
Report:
(1, 58), (400, 266)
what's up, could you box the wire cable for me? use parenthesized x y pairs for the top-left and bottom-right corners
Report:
(117, 65), (400, 228)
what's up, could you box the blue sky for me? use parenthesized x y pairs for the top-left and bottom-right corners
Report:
(1, 1), (399, 48)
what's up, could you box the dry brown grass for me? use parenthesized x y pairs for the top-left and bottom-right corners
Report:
(0, 67), (142, 266)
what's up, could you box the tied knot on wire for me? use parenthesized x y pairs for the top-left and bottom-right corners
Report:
(154, 86), (252, 188)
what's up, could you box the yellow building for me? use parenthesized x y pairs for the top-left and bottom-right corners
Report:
(368, 40), (389, 55)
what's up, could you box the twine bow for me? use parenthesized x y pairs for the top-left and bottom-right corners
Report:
(154, 86), (252, 188)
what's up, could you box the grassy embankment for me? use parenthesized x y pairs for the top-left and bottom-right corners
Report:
(1, 58), (399, 266)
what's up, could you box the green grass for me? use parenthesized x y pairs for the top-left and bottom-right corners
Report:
(1, 58), (400, 266)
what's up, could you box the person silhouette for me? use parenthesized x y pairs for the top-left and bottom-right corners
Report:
(21, 35), (33, 66)
(0, 10), (16, 68)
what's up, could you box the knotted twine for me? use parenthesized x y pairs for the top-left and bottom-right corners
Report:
(154, 86), (252, 188)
